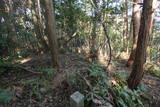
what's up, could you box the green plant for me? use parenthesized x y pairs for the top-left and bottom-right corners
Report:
(40, 68), (56, 79)
(113, 86), (144, 107)
(67, 73), (77, 85)
(0, 58), (15, 73)
(0, 88), (13, 103)
(145, 62), (160, 78)
(85, 63), (113, 106)
(84, 63), (144, 107)
(21, 78), (53, 90)
(29, 89), (42, 100)
(151, 69), (160, 78)
(0, 58), (14, 67)
(111, 72), (127, 85)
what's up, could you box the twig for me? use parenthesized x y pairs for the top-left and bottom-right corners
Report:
(4, 73), (35, 87)
(1, 65), (43, 74)
(64, 32), (77, 46)
(17, 66), (43, 74)
(78, 73), (93, 90)
(130, 2), (143, 6)
(151, 55), (160, 61)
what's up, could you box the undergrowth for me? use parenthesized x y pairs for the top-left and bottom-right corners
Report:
(0, 59), (146, 106)
(145, 62), (160, 78)
(0, 88), (13, 104)
(69, 62), (145, 107)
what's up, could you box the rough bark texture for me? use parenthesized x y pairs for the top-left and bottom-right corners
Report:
(44, 0), (59, 67)
(90, 0), (99, 61)
(127, 0), (157, 89)
(126, 0), (141, 67)
(2, 0), (17, 55)
(33, 0), (49, 52)
(125, 0), (129, 52)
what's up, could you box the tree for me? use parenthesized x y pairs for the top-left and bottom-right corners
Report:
(44, 0), (59, 67)
(127, 0), (157, 89)
(90, 0), (99, 61)
(123, 0), (129, 52)
(126, 0), (141, 67)
(33, 0), (49, 52)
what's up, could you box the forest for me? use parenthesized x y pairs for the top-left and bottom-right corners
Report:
(0, 0), (160, 107)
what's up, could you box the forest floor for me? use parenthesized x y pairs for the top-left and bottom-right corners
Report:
(0, 53), (160, 107)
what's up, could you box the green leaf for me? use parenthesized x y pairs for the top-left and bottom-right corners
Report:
(0, 92), (13, 103)
(121, 91), (130, 99)
(118, 98), (127, 107)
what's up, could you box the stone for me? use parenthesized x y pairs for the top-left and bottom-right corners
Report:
(70, 91), (84, 107)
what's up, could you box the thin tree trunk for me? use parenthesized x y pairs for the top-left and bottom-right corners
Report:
(127, 0), (157, 89)
(90, 0), (98, 61)
(44, 0), (59, 67)
(125, 0), (129, 53)
(34, 0), (49, 52)
(3, 0), (17, 55)
(126, 0), (141, 67)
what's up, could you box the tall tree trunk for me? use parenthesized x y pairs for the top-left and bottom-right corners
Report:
(2, 0), (17, 55)
(90, 0), (98, 61)
(125, 0), (129, 53)
(127, 0), (157, 89)
(126, 0), (141, 67)
(44, 0), (59, 67)
(34, 0), (49, 52)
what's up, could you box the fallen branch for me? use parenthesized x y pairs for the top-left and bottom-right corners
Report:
(78, 73), (93, 90)
(130, 2), (143, 6)
(17, 66), (43, 74)
(1, 65), (43, 74)
(4, 73), (36, 87)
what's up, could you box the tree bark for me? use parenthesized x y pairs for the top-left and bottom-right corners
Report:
(90, 0), (98, 61)
(125, 0), (129, 52)
(2, 0), (17, 55)
(126, 0), (141, 67)
(44, 0), (59, 67)
(33, 0), (49, 52)
(127, 0), (157, 89)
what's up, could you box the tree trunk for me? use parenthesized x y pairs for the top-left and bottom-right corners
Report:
(125, 0), (129, 53)
(90, 0), (98, 61)
(127, 0), (157, 89)
(44, 0), (59, 67)
(126, 0), (141, 67)
(34, 0), (49, 52)
(2, 0), (17, 55)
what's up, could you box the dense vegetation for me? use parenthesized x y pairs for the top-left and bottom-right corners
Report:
(0, 0), (160, 107)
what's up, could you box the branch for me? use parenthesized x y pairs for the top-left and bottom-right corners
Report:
(17, 66), (43, 74)
(130, 2), (143, 6)
(78, 73), (93, 90)
(1, 65), (43, 74)
(64, 32), (77, 46)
